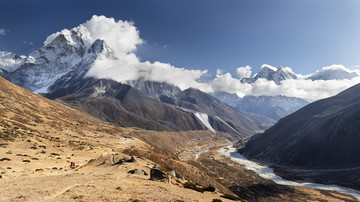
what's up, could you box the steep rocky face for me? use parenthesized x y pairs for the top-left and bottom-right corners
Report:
(45, 78), (207, 132)
(240, 83), (360, 169)
(3, 25), (105, 93)
(159, 88), (275, 137)
(128, 79), (181, 100)
(47, 39), (114, 92)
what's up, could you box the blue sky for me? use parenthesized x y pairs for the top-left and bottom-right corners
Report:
(0, 0), (360, 75)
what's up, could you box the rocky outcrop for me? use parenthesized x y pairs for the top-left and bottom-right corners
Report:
(150, 168), (170, 184)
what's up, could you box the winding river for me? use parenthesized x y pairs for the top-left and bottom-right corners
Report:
(218, 146), (360, 200)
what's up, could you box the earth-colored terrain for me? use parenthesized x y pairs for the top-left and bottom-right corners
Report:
(0, 77), (358, 201)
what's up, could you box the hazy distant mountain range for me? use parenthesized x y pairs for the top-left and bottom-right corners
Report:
(213, 92), (309, 120)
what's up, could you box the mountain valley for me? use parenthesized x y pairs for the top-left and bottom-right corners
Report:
(1, 14), (360, 202)
(0, 75), (357, 201)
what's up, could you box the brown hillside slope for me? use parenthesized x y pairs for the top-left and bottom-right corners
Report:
(0, 76), (233, 201)
(0, 76), (357, 201)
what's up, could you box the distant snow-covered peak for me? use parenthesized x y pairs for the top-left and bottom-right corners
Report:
(254, 65), (297, 84)
(0, 51), (27, 72)
(260, 64), (278, 71)
(306, 64), (360, 81)
(255, 65), (277, 79)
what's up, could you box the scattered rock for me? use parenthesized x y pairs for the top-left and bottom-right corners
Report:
(121, 134), (133, 139)
(22, 160), (30, 163)
(97, 160), (107, 166)
(0, 143), (8, 147)
(153, 164), (161, 169)
(35, 169), (44, 172)
(183, 182), (216, 193)
(150, 168), (170, 183)
(127, 156), (136, 162)
(128, 169), (148, 176)
(168, 170), (176, 177)
(72, 195), (84, 200)
(16, 195), (26, 199)
(113, 156), (136, 165)
(0, 174), (8, 179)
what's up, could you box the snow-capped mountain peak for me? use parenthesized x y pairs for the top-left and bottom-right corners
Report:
(255, 64), (277, 79)
(253, 65), (297, 84)
(1, 23), (116, 94)
(261, 64), (278, 71)
(44, 25), (93, 48)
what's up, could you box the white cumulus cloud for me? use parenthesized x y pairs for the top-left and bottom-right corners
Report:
(82, 15), (143, 54)
(236, 65), (252, 78)
(80, 15), (209, 91)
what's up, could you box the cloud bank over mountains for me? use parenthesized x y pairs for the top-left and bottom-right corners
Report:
(55, 15), (211, 92)
(212, 64), (360, 101)
(28, 16), (360, 101)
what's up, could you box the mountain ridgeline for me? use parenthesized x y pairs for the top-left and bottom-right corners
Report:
(213, 92), (309, 120)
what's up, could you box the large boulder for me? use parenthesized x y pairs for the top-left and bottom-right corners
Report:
(149, 168), (170, 184)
